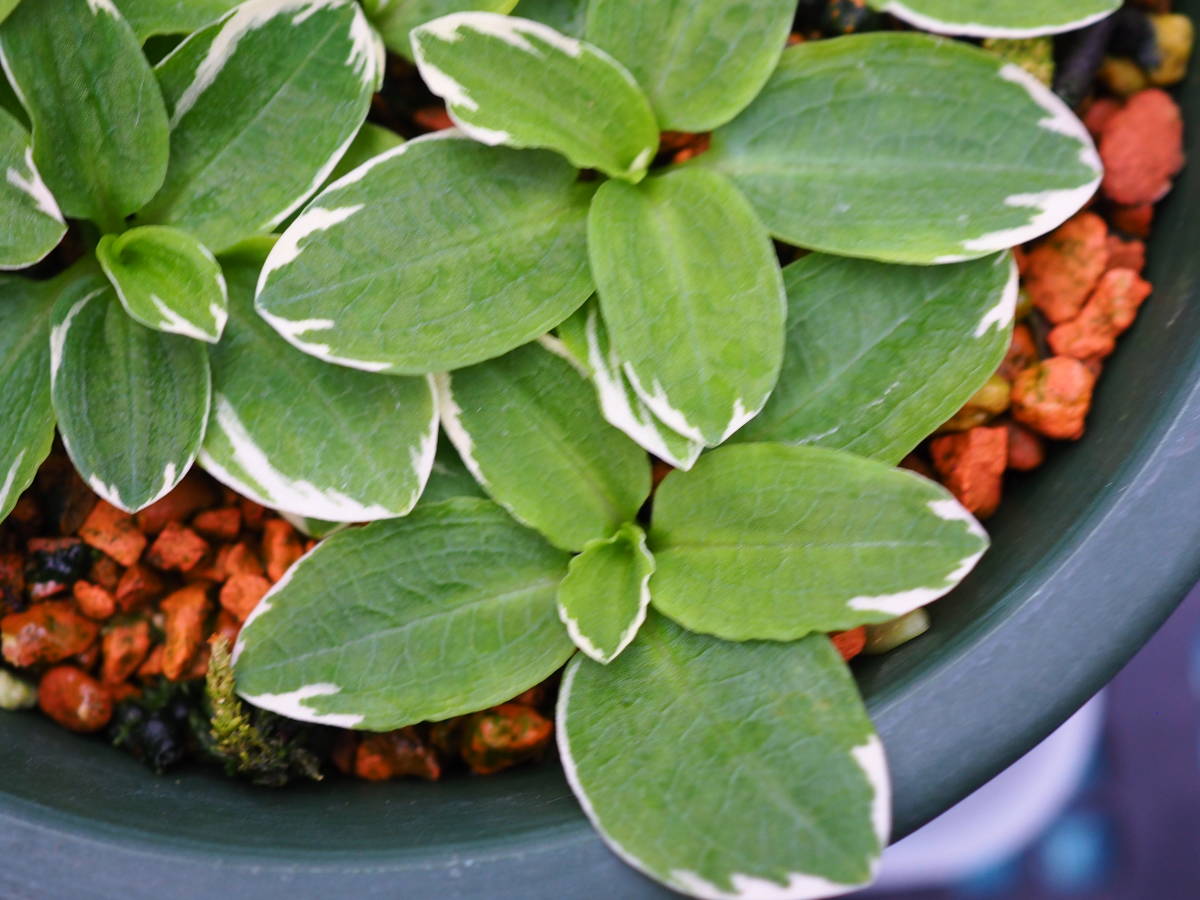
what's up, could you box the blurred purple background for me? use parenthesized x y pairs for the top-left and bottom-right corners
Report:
(862, 582), (1200, 899)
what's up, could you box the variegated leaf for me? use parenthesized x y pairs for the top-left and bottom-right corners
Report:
(97, 225), (228, 343)
(736, 252), (1017, 463)
(411, 13), (658, 181)
(559, 615), (889, 898)
(584, 0), (795, 131)
(361, 0), (517, 58)
(555, 302), (703, 470)
(235, 498), (574, 730)
(50, 278), (211, 512)
(256, 133), (594, 374)
(0, 107), (63, 270)
(588, 167), (785, 446)
(0, 273), (58, 521)
(142, 0), (382, 251)
(201, 240), (438, 523)
(437, 341), (650, 551)
(649, 443), (989, 641)
(871, 0), (1120, 38)
(556, 523), (654, 664)
(114, 0), (241, 40)
(699, 33), (1102, 264)
(0, 0), (169, 226)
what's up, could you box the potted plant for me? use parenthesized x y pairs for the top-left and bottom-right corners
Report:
(0, 1), (1196, 898)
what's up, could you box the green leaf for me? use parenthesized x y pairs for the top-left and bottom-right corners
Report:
(558, 614), (888, 897)
(114, 0), (241, 40)
(418, 441), (487, 507)
(699, 33), (1103, 264)
(437, 341), (650, 551)
(736, 252), (1017, 463)
(871, 0), (1120, 38)
(555, 301), (703, 470)
(0, 275), (57, 521)
(649, 443), (989, 641)
(584, 0), (794, 132)
(234, 498), (575, 730)
(97, 225), (228, 343)
(279, 513), (345, 540)
(0, 0), (169, 226)
(141, 0), (382, 252)
(201, 244), (438, 523)
(361, 0), (517, 58)
(0, 107), (64, 269)
(277, 123), (405, 232)
(256, 133), (595, 374)
(588, 168), (785, 446)
(556, 523), (653, 664)
(0, 1), (19, 26)
(514, 0), (586, 36)
(411, 13), (659, 181)
(50, 280), (210, 513)
(325, 123), (404, 186)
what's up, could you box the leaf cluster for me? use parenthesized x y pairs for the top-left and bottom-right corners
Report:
(0, 1), (1119, 897)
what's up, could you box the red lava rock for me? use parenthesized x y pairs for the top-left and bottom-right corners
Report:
(460, 703), (554, 775)
(1083, 97), (1122, 138)
(73, 580), (116, 620)
(137, 645), (163, 680)
(997, 323), (1040, 381)
(74, 642), (100, 671)
(210, 610), (241, 648)
(160, 584), (211, 681)
(114, 562), (164, 612)
(331, 731), (360, 775)
(898, 454), (935, 479)
(1105, 236), (1147, 274)
(1110, 203), (1154, 238)
(929, 426), (1008, 519)
(412, 106), (454, 131)
(219, 541), (265, 580)
(0, 553), (25, 611)
(9, 493), (39, 527)
(135, 474), (216, 535)
(671, 132), (711, 164)
(262, 519), (303, 582)
(88, 554), (121, 591)
(1048, 268), (1153, 360)
(1006, 422), (1047, 472)
(831, 627), (867, 662)
(146, 522), (209, 573)
(101, 620), (151, 685)
(78, 501), (146, 567)
(1011, 357), (1098, 440)
(1101, 89), (1185, 206)
(219, 573), (271, 622)
(192, 507), (242, 541)
(239, 498), (268, 531)
(1, 601), (99, 666)
(38, 666), (113, 732)
(1022, 213), (1109, 323)
(513, 684), (549, 708)
(355, 729), (442, 781)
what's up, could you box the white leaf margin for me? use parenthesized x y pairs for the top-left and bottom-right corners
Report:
(198, 375), (439, 522)
(876, 0), (1119, 39)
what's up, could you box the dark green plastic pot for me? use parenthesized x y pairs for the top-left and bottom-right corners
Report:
(4, 33), (1200, 900)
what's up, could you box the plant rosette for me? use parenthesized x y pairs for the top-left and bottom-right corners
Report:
(0, 0), (1121, 898)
